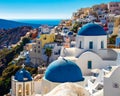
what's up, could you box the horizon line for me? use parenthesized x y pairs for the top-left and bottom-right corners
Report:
(0, 18), (71, 20)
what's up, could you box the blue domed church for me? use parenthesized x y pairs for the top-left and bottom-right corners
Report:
(11, 65), (34, 96)
(44, 58), (84, 83)
(11, 59), (86, 96)
(60, 23), (117, 75)
(39, 58), (85, 94)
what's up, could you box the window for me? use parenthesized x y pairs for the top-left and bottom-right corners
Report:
(89, 41), (93, 49)
(113, 83), (119, 88)
(88, 61), (92, 69)
(79, 41), (82, 48)
(18, 84), (22, 96)
(54, 52), (58, 55)
(101, 41), (104, 49)
(43, 36), (47, 40)
(26, 84), (29, 95)
(38, 50), (40, 53)
(58, 49), (61, 54)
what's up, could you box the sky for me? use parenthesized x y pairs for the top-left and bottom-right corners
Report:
(0, 0), (119, 19)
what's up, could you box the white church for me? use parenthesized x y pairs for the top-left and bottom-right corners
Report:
(60, 23), (118, 75)
(11, 59), (90, 96)
(10, 23), (120, 96)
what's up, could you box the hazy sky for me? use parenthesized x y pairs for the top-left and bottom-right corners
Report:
(0, 0), (119, 19)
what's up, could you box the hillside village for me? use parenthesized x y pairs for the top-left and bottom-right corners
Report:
(21, 2), (120, 66)
(1, 1), (120, 96)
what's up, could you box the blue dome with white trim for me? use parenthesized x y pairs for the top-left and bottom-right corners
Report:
(15, 68), (32, 82)
(44, 58), (84, 83)
(78, 23), (107, 36)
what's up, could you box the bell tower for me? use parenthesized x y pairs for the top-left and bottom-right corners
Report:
(11, 64), (34, 96)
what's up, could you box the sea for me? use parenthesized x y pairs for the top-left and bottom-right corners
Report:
(14, 19), (61, 26)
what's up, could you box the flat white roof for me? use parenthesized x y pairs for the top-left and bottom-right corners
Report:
(104, 66), (118, 78)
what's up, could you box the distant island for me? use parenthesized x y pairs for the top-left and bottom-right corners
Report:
(0, 19), (40, 29)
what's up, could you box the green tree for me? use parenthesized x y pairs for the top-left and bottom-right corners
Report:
(0, 64), (37, 95)
(44, 47), (52, 66)
(70, 22), (81, 33)
(0, 65), (21, 95)
(0, 37), (31, 76)
(22, 37), (30, 46)
(109, 35), (117, 44)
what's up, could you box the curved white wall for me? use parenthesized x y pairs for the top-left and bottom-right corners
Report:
(76, 51), (103, 75)
(40, 79), (85, 95)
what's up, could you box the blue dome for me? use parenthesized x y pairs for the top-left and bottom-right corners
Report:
(78, 23), (107, 36)
(44, 59), (84, 83)
(67, 31), (73, 35)
(63, 27), (69, 30)
(15, 68), (32, 82)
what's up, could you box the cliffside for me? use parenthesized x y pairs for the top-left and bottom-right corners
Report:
(0, 26), (33, 49)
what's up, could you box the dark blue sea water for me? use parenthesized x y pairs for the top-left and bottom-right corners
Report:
(14, 19), (61, 26)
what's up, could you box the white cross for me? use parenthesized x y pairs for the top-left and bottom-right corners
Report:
(22, 64), (25, 68)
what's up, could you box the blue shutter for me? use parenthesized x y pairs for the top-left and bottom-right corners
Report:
(101, 41), (104, 49)
(89, 41), (93, 49)
(79, 41), (82, 48)
(88, 61), (92, 69)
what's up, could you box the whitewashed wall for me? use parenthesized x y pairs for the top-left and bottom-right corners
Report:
(76, 35), (107, 51)
(76, 51), (116, 75)
(104, 66), (120, 96)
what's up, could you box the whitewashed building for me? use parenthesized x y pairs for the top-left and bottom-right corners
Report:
(39, 25), (50, 34)
(59, 23), (117, 75)
(11, 59), (90, 96)
(42, 43), (62, 62)
(104, 65), (120, 96)
(11, 65), (34, 96)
